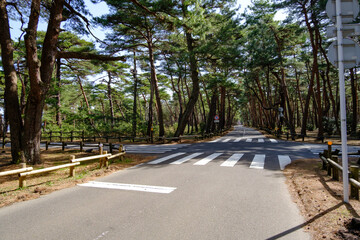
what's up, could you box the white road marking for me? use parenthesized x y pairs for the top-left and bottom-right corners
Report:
(278, 155), (291, 170)
(170, 152), (204, 165)
(194, 153), (223, 165)
(210, 138), (221, 143)
(270, 139), (278, 143)
(258, 139), (265, 143)
(222, 139), (231, 142)
(250, 154), (266, 169)
(78, 181), (176, 194)
(246, 139), (252, 142)
(221, 154), (244, 167)
(147, 152), (186, 164)
(234, 137), (243, 142)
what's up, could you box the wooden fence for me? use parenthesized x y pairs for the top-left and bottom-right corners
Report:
(319, 145), (360, 200)
(1, 128), (231, 148)
(0, 146), (126, 188)
(260, 127), (360, 143)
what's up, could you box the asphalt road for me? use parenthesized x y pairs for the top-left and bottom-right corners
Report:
(0, 126), (312, 239)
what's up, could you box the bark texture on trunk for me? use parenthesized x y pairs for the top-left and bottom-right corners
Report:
(0, 0), (24, 163)
(23, 0), (65, 164)
(174, 31), (200, 137)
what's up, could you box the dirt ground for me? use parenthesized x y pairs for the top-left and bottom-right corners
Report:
(1, 130), (360, 239)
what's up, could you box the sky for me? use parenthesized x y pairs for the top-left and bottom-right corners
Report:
(10, 0), (286, 42)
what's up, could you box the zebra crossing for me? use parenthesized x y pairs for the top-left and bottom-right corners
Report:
(209, 138), (278, 143)
(123, 144), (190, 154)
(147, 152), (291, 170)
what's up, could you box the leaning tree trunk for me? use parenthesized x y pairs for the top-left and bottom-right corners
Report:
(174, 31), (200, 137)
(147, 33), (165, 137)
(107, 71), (115, 129)
(0, 0), (24, 163)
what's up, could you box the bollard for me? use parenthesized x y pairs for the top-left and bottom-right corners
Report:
(69, 155), (76, 177)
(327, 141), (332, 158)
(332, 156), (339, 181)
(350, 165), (359, 200)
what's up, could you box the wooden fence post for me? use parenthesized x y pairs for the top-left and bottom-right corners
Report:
(327, 154), (332, 177)
(119, 144), (124, 161)
(18, 161), (28, 187)
(109, 143), (113, 154)
(322, 150), (328, 170)
(103, 151), (108, 168)
(69, 155), (76, 177)
(46, 141), (49, 150)
(80, 141), (83, 152)
(62, 142), (65, 151)
(70, 131), (74, 142)
(332, 156), (339, 181)
(350, 165), (359, 200)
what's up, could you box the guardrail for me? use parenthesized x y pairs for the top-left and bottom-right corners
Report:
(0, 164), (33, 177)
(14, 145), (127, 188)
(319, 145), (360, 200)
(18, 162), (80, 188)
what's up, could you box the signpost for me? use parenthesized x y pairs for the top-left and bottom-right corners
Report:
(214, 115), (220, 123)
(325, 0), (360, 203)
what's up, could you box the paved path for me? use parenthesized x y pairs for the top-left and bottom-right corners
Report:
(0, 126), (313, 239)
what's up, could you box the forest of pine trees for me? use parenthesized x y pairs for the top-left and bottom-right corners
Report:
(0, 0), (359, 164)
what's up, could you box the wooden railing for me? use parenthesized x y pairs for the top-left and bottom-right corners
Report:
(319, 145), (360, 200)
(0, 146), (127, 188)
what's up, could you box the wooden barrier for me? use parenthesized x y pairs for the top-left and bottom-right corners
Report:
(320, 152), (360, 200)
(0, 167), (33, 177)
(18, 162), (80, 188)
(70, 154), (111, 163)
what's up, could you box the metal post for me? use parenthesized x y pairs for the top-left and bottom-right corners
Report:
(336, 0), (349, 203)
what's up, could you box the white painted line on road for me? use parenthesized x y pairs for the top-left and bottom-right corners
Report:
(246, 139), (252, 142)
(78, 181), (176, 194)
(170, 152), (204, 165)
(222, 139), (231, 142)
(250, 154), (265, 169)
(270, 139), (278, 143)
(194, 153), (223, 165)
(210, 138), (221, 143)
(258, 139), (265, 143)
(278, 155), (291, 170)
(234, 137), (243, 142)
(147, 152), (186, 164)
(221, 154), (244, 167)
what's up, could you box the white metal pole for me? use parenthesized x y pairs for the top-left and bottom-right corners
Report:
(335, 0), (349, 203)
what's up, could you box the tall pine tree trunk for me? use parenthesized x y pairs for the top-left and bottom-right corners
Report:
(132, 50), (138, 138)
(0, 0), (23, 163)
(56, 58), (62, 127)
(174, 30), (200, 137)
(147, 38), (165, 137)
